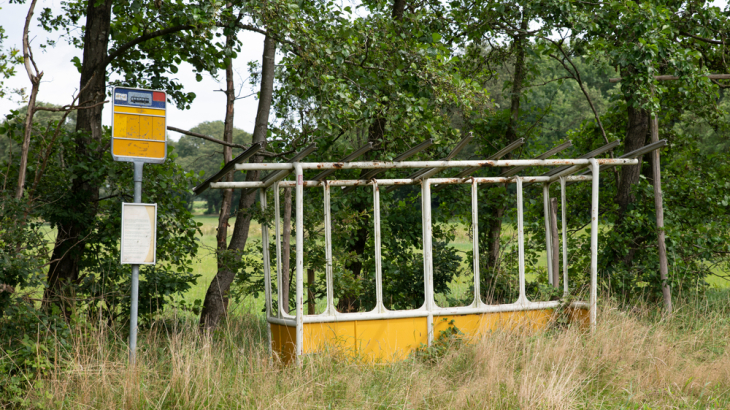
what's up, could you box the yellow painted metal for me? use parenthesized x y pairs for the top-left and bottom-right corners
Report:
(355, 317), (428, 361)
(302, 321), (356, 355)
(112, 139), (166, 159)
(114, 106), (166, 116)
(112, 104), (166, 160)
(432, 310), (553, 340)
(271, 309), (581, 363)
(271, 323), (297, 363)
(113, 113), (166, 141)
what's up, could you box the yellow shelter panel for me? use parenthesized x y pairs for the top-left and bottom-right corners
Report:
(112, 139), (166, 159)
(113, 113), (165, 141)
(355, 317), (428, 361)
(302, 321), (356, 355)
(567, 307), (590, 329)
(271, 323), (297, 364)
(114, 106), (166, 116)
(274, 317), (429, 363)
(270, 308), (586, 364)
(432, 309), (554, 340)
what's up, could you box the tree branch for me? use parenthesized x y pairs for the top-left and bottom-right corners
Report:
(233, 23), (300, 55)
(103, 24), (196, 68)
(34, 99), (108, 112)
(30, 74), (102, 196)
(547, 45), (610, 146)
(22, 0), (41, 81)
(167, 126), (248, 149)
(680, 31), (724, 45)
(18, 0), (42, 200)
(525, 76), (573, 88)
(167, 126), (283, 157)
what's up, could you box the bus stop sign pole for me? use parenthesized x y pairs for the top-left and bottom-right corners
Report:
(112, 86), (166, 366)
(129, 160), (143, 365)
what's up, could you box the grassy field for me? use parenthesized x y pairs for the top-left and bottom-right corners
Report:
(7, 206), (730, 408)
(11, 291), (730, 409)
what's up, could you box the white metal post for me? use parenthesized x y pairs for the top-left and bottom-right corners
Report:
(294, 163), (304, 363)
(422, 180), (434, 345)
(373, 180), (384, 312)
(543, 183), (554, 286)
(129, 160), (143, 365)
(260, 188), (272, 352)
(560, 177), (569, 296)
(589, 159), (599, 331)
(274, 182), (283, 318)
(471, 178), (481, 307)
(323, 182), (334, 314)
(516, 177), (527, 304)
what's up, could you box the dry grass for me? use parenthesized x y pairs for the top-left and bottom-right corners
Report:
(9, 291), (730, 409)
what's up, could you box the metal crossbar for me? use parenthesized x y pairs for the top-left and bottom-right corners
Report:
(208, 140), (666, 364)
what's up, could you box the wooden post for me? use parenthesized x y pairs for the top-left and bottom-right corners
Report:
(550, 198), (560, 289)
(650, 106), (673, 315)
(608, 75), (685, 315)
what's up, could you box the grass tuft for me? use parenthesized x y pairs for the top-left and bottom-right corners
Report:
(5, 290), (729, 409)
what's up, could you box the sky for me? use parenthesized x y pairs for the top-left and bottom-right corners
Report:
(0, 0), (267, 141)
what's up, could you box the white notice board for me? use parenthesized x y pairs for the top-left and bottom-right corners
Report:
(121, 203), (157, 264)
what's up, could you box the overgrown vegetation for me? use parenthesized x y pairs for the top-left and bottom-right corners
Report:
(2, 0), (730, 407)
(2, 292), (729, 408)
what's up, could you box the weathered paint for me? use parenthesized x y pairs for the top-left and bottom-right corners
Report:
(112, 139), (166, 159)
(217, 144), (666, 365)
(270, 309), (582, 363)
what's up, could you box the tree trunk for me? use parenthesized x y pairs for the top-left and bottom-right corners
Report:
(44, 0), (112, 313)
(391, 0), (406, 19)
(504, 18), (527, 143)
(611, 101), (650, 269)
(17, 0), (42, 200)
(17, 79), (40, 200)
(339, 117), (384, 312)
(281, 187), (292, 315)
(307, 267), (315, 314)
(616, 104), (649, 223)
(339, 0), (403, 312)
(199, 36), (276, 330)
(216, 36), (236, 248)
(485, 207), (504, 272)
(212, 34), (237, 317)
(484, 17), (527, 279)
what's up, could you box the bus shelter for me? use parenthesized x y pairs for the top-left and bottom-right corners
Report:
(202, 136), (666, 363)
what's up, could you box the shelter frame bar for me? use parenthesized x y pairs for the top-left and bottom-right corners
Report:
(254, 161), (606, 364)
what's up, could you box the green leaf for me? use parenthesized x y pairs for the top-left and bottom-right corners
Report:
(71, 56), (82, 73)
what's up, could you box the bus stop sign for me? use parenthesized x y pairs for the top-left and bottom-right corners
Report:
(112, 87), (167, 163)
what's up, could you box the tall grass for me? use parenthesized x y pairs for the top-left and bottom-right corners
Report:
(6, 289), (730, 409)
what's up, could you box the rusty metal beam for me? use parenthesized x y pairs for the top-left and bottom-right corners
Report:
(311, 142), (373, 182)
(192, 142), (262, 195)
(341, 139), (433, 194)
(431, 138), (525, 193)
(386, 133), (474, 194)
